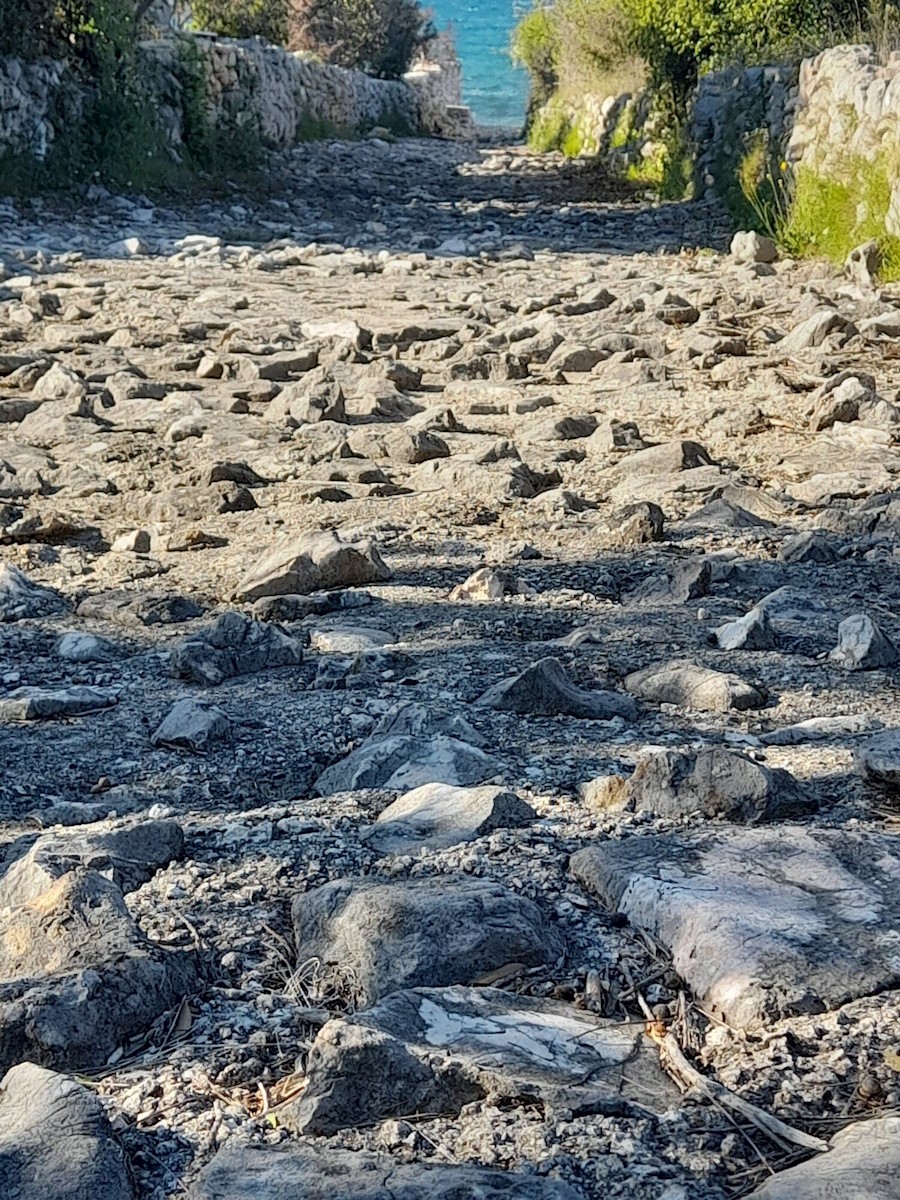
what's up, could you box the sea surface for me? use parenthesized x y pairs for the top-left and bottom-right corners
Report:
(429, 0), (531, 128)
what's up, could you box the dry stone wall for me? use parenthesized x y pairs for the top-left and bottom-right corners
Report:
(0, 58), (82, 162)
(693, 45), (900, 216)
(0, 29), (471, 167)
(527, 43), (900, 223)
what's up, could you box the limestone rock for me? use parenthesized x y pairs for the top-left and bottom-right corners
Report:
(607, 501), (665, 546)
(0, 685), (119, 721)
(191, 1144), (581, 1200)
(624, 660), (765, 712)
(151, 697), (231, 750)
(713, 607), (776, 651)
(0, 1063), (133, 1200)
(745, 1115), (900, 1198)
(171, 611), (303, 686)
(54, 632), (121, 663)
(830, 613), (899, 671)
(477, 657), (636, 721)
(731, 231), (777, 264)
(315, 706), (497, 794)
(853, 729), (900, 790)
(449, 566), (518, 602)
(0, 872), (196, 1072)
(779, 530), (841, 563)
(845, 240), (882, 289)
(77, 590), (203, 627)
(233, 530), (391, 601)
(291, 876), (562, 1007)
(284, 985), (677, 1135)
(570, 824), (900, 1027)
(0, 564), (68, 622)
(280, 1019), (472, 1135)
(0, 819), (183, 908)
(362, 782), (534, 854)
(587, 747), (814, 822)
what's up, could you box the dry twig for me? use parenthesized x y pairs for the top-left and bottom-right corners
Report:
(636, 994), (829, 1155)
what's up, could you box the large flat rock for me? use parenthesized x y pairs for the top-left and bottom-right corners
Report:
(292, 876), (563, 1007)
(191, 1144), (581, 1200)
(570, 825), (900, 1027)
(746, 1116), (900, 1198)
(284, 985), (679, 1134)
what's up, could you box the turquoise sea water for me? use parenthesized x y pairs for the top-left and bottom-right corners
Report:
(430, 0), (531, 128)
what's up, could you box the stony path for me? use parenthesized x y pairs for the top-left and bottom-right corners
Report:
(2, 135), (900, 1200)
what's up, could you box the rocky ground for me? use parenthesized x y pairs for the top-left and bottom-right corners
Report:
(3, 133), (900, 1200)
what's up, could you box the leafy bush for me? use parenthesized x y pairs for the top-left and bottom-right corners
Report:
(515, 0), (891, 113)
(288, 0), (433, 78)
(512, 0), (643, 108)
(621, 0), (898, 101)
(190, 0), (289, 42)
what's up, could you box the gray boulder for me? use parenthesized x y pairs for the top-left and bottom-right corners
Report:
(779, 531), (841, 564)
(54, 632), (121, 663)
(570, 824), (900, 1028)
(477, 657), (636, 721)
(731, 230), (776, 264)
(0, 871), (196, 1072)
(281, 1019), (474, 1135)
(713, 607), (776, 651)
(853, 729), (900, 790)
(0, 564), (68, 622)
(362, 782), (534, 854)
(233, 530), (391, 601)
(315, 706), (497, 795)
(607, 501), (665, 546)
(171, 611), (303, 686)
(191, 1144), (581, 1200)
(315, 733), (498, 794)
(449, 566), (518, 602)
(291, 876), (562, 1007)
(584, 747), (814, 822)
(829, 614), (899, 670)
(624, 660), (765, 712)
(151, 698), (231, 750)
(0, 685), (119, 721)
(285, 984), (676, 1135)
(0, 1063), (133, 1200)
(0, 819), (183, 909)
(77, 590), (203, 627)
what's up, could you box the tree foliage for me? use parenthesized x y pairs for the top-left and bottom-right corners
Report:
(190, 0), (290, 42)
(515, 0), (900, 108)
(288, 0), (433, 78)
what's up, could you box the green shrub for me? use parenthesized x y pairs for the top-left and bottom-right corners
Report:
(513, 0), (644, 109)
(620, 0), (889, 103)
(779, 156), (900, 278)
(190, 0), (289, 42)
(288, 0), (433, 78)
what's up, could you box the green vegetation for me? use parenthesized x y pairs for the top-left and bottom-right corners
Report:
(512, 0), (644, 113)
(0, 1), (261, 194)
(191, 0), (432, 77)
(191, 0), (289, 42)
(287, 0), (433, 78)
(514, 0), (882, 115)
(513, 0), (900, 280)
(771, 157), (900, 279)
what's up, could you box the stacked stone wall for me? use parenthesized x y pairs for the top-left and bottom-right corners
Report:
(0, 28), (471, 167)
